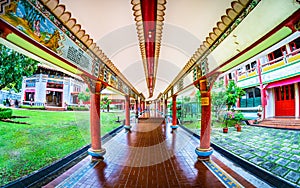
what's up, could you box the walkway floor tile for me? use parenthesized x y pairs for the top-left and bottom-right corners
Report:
(44, 118), (270, 188)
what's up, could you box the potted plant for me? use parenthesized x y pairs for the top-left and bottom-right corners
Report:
(234, 111), (244, 132)
(222, 111), (235, 133)
(222, 81), (245, 133)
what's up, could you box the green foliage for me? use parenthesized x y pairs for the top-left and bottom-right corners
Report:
(211, 90), (226, 122)
(78, 88), (90, 102)
(101, 96), (112, 112)
(19, 105), (45, 110)
(0, 108), (12, 119)
(0, 43), (39, 92)
(67, 106), (89, 111)
(183, 96), (191, 102)
(234, 111), (244, 124)
(225, 80), (246, 110)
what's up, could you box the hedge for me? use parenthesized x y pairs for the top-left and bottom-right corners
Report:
(67, 106), (89, 111)
(19, 105), (46, 110)
(0, 108), (13, 119)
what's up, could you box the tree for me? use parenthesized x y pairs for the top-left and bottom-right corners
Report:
(0, 43), (38, 92)
(225, 80), (246, 110)
(78, 88), (90, 102)
(101, 96), (112, 112)
(211, 90), (226, 122)
(211, 80), (226, 122)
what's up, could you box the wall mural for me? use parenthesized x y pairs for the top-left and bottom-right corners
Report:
(1, 0), (93, 74)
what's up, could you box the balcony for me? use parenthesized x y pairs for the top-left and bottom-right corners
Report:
(237, 49), (300, 88)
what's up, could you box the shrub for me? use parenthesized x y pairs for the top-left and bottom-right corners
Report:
(0, 108), (13, 119)
(67, 106), (89, 111)
(19, 105), (45, 110)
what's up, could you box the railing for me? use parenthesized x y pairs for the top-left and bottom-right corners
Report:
(22, 101), (45, 106)
(238, 48), (300, 81)
(233, 106), (262, 121)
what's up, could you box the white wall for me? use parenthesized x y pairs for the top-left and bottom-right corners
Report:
(265, 88), (275, 118)
(295, 83), (299, 118)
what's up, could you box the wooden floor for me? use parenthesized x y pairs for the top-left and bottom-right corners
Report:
(44, 113), (264, 188)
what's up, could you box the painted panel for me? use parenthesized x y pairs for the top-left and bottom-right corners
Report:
(262, 61), (284, 72)
(1, 0), (93, 74)
(287, 53), (300, 63)
(262, 61), (300, 84)
(237, 76), (259, 88)
(248, 71), (257, 77)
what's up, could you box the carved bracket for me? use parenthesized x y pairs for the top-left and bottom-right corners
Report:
(81, 74), (106, 94)
(194, 72), (220, 92)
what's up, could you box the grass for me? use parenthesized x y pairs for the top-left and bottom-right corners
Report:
(0, 109), (125, 186)
(180, 119), (224, 134)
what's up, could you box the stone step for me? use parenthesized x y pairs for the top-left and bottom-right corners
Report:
(260, 119), (300, 126)
(45, 106), (66, 111)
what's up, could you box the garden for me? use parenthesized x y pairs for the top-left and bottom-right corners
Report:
(0, 108), (125, 186)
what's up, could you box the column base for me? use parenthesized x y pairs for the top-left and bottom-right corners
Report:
(195, 147), (213, 161)
(124, 125), (132, 131)
(88, 148), (106, 161)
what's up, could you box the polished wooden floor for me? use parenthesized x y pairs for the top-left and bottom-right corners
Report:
(44, 114), (259, 188)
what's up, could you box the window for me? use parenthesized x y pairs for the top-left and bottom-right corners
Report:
(248, 91), (254, 98)
(275, 88), (280, 101)
(251, 61), (257, 69)
(25, 79), (36, 87)
(285, 85), (289, 100)
(291, 84), (295, 99)
(289, 37), (300, 52)
(254, 88), (261, 97)
(281, 87), (284, 100)
(268, 47), (285, 61)
(245, 64), (250, 71)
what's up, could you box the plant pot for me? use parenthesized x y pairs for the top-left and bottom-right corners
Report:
(223, 127), (228, 133)
(236, 125), (242, 132)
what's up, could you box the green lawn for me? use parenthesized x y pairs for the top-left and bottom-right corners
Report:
(0, 109), (125, 186)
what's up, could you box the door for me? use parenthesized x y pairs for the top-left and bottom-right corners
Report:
(275, 84), (295, 116)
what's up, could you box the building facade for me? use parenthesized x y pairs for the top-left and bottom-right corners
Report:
(222, 32), (300, 119)
(21, 65), (85, 107)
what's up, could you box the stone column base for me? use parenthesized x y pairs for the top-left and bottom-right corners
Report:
(124, 125), (132, 131)
(88, 148), (106, 161)
(195, 147), (213, 161)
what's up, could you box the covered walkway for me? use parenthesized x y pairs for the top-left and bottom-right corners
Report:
(44, 114), (268, 188)
(0, 0), (299, 187)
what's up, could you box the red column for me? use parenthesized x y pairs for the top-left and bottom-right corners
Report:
(124, 95), (131, 130)
(154, 101), (157, 116)
(225, 74), (228, 86)
(88, 82), (106, 160)
(135, 99), (139, 118)
(164, 99), (168, 116)
(171, 95), (178, 130)
(195, 80), (213, 161)
(200, 91), (211, 149)
(161, 99), (163, 114)
(139, 99), (142, 113)
(257, 59), (266, 119)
